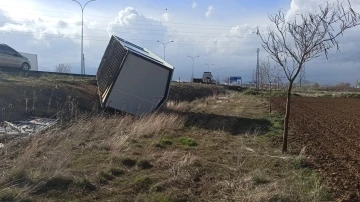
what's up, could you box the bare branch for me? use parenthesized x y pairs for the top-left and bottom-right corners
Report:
(256, 0), (360, 153)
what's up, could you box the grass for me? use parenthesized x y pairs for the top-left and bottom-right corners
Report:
(137, 160), (153, 169)
(159, 138), (173, 146)
(133, 176), (153, 192)
(120, 157), (137, 167)
(0, 91), (329, 201)
(178, 137), (198, 147)
(252, 174), (270, 185)
(0, 71), (95, 83)
(97, 171), (115, 184)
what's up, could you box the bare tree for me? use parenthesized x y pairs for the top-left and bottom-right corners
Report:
(260, 59), (280, 113)
(222, 77), (230, 85)
(259, 65), (266, 89)
(256, 1), (360, 153)
(333, 81), (351, 90)
(252, 69), (257, 87)
(55, 63), (71, 73)
(274, 71), (285, 90)
(298, 65), (306, 88)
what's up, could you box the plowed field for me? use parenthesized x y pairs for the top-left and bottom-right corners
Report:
(273, 97), (360, 201)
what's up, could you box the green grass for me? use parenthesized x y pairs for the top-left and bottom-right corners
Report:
(178, 137), (198, 147)
(159, 138), (173, 146)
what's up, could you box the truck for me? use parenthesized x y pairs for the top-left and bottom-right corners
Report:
(96, 35), (174, 116)
(192, 72), (215, 84)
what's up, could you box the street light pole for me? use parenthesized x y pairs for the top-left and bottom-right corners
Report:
(72, 0), (96, 75)
(188, 55), (199, 82)
(157, 40), (174, 60)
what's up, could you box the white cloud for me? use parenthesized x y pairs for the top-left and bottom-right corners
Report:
(0, 1), (359, 83)
(162, 13), (173, 22)
(107, 7), (168, 41)
(286, 0), (360, 19)
(205, 6), (213, 18)
(192, 2), (198, 9)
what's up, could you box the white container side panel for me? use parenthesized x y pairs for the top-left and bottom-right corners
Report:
(19, 52), (38, 71)
(106, 53), (171, 115)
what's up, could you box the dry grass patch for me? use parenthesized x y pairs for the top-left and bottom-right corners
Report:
(0, 112), (185, 201)
(0, 92), (330, 201)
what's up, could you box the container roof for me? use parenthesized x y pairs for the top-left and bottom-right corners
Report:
(114, 36), (174, 70)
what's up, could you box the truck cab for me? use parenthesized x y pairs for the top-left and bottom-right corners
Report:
(202, 72), (214, 84)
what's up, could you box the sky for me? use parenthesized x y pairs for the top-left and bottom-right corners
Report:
(0, 0), (359, 85)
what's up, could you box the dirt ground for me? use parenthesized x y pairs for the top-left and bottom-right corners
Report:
(272, 97), (360, 201)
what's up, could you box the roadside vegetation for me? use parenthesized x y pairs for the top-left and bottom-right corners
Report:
(0, 88), (330, 201)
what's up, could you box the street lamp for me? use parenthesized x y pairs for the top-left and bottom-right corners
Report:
(72, 0), (96, 75)
(188, 55), (199, 82)
(157, 40), (174, 60)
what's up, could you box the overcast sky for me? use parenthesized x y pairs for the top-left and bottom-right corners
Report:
(0, 0), (359, 85)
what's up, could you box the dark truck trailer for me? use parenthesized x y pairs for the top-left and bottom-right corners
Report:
(96, 35), (174, 115)
(192, 78), (203, 83)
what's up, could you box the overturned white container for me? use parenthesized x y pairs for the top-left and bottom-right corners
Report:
(96, 36), (174, 115)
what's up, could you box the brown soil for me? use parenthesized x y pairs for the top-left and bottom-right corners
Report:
(272, 97), (360, 201)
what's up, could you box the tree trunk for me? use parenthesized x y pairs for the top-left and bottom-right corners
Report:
(282, 81), (293, 153)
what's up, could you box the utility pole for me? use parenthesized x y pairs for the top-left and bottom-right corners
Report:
(157, 40), (174, 60)
(188, 55), (200, 82)
(72, 0), (96, 75)
(256, 48), (260, 90)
